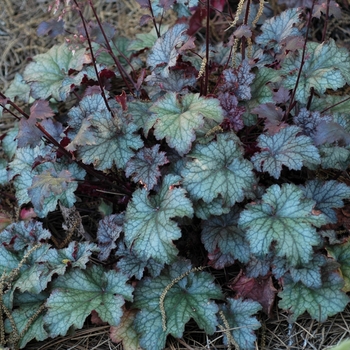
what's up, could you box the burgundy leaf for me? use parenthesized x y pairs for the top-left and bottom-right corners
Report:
(208, 248), (236, 269)
(135, 0), (150, 8)
(115, 91), (128, 111)
(252, 103), (288, 135)
(187, 7), (207, 36)
(233, 25), (252, 39)
(314, 120), (350, 146)
(139, 14), (152, 26)
(37, 19), (65, 38)
(30, 100), (55, 121)
(272, 87), (290, 104)
(313, 0), (341, 19)
(160, 0), (175, 10)
(125, 144), (169, 190)
(219, 92), (245, 132)
(229, 271), (277, 315)
(210, 0), (225, 11)
(178, 37), (196, 54)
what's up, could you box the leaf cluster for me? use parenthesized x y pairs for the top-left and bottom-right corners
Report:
(1, 0), (350, 349)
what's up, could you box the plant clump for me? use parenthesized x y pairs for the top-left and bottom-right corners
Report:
(1, 0), (350, 349)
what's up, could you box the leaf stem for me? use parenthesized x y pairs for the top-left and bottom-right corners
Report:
(147, 0), (161, 38)
(321, 95), (350, 114)
(203, 0), (210, 96)
(321, 0), (331, 42)
(87, 0), (138, 90)
(71, 0), (114, 116)
(241, 0), (251, 60)
(0, 92), (29, 120)
(285, 1), (316, 119)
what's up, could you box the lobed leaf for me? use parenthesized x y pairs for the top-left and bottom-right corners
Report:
(252, 126), (320, 179)
(133, 259), (223, 350)
(301, 180), (350, 223)
(124, 174), (193, 264)
(4, 292), (49, 349)
(28, 165), (82, 218)
(239, 183), (328, 266)
(218, 298), (261, 350)
(77, 109), (143, 170)
(147, 23), (189, 77)
(201, 208), (250, 263)
(45, 265), (133, 337)
(23, 43), (89, 101)
(0, 220), (51, 251)
(256, 8), (303, 51)
(125, 144), (169, 190)
(281, 39), (350, 104)
(327, 240), (350, 292)
(148, 92), (223, 156)
(110, 309), (142, 350)
(97, 213), (124, 261)
(116, 242), (164, 279)
(278, 271), (349, 322)
(182, 133), (256, 207)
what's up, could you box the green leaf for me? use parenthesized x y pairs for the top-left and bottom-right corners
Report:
(14, 242), (98, 294)
(0, 159), (8, 185)
(256, 8), (303, 51)
(0, 244), (21, 276)
(28, 163), (84, 218)
(147, 23), (188, 78)
(4, 73), (31, 103)
(13, 244), (51, 294)
(182, 133), (256, 207)
(133, 259), (223, 350)
(0, 220), (51, 251)
(116, 242), (164, 279)
(319, 144), (350, 170)
(311, 94), (350, 118)
(289, 254), (326, 289)
(77, 109), (143, 170)
(193, 197), (231, 220)
(301, 180), (350, 223)
(4, 292), (49, 349)
(252, 126), (320, 179)
(201, 208), (251, 263)
(8, 143), (54, 206)
(2, 125), (18, 159)
(128, 25), (169, 51)
(329, 340), (350, 350)
(127, 100), (153, 131)
(124, 174), (193, 264)
(243, 67), (281, 125)
(218, 298), (261, 350)
(278, 271), (349, 322)
(281, 39), (350, 104)
(23, 43), (88, 101)
(147, 92), (223, 155)
(239, 183), (328, 266)
(327, 240), (350, 292)
(45, 264), (133, 337)
(96, 37), (141, 73)
(125, 144), (169, 190)
(67, 93), (107, 138)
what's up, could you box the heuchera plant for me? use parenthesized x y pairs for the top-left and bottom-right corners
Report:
(1, 0), (350, 348)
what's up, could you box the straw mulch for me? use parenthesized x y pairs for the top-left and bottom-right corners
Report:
(1, 0), (350, 349)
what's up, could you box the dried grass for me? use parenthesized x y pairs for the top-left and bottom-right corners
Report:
(2, 0), (350, 349)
